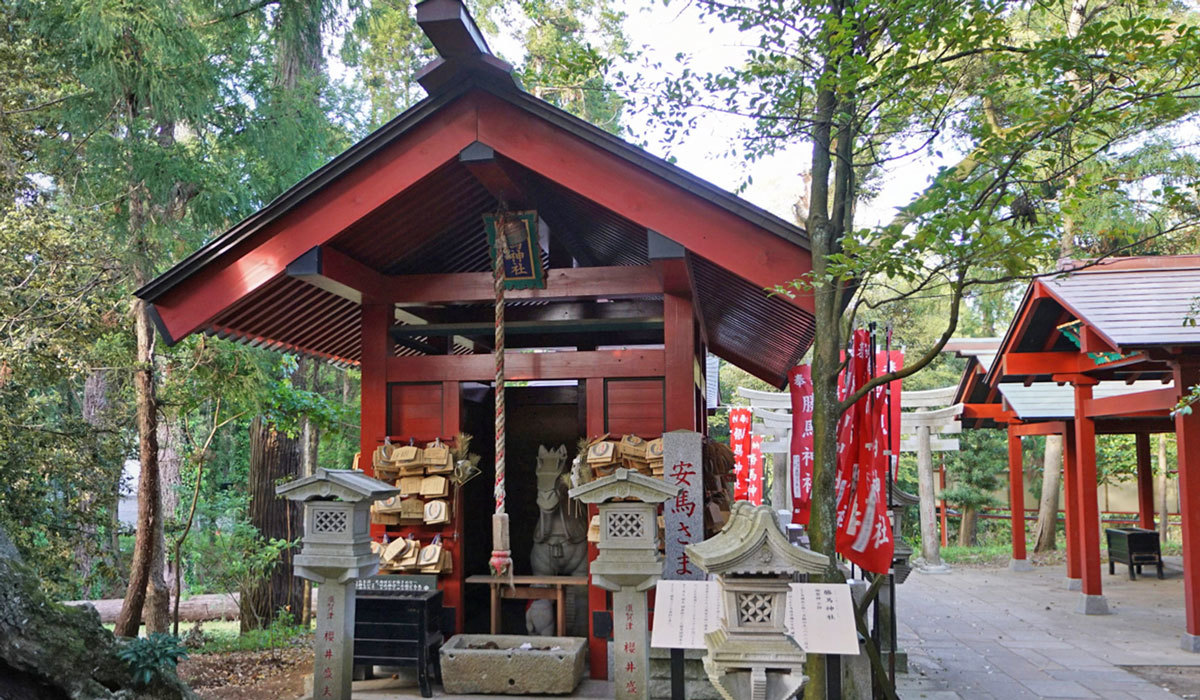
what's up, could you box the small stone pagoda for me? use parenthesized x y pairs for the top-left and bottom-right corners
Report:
(686, 502), (829, 700)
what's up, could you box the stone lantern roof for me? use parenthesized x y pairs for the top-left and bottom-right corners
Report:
(890, 483), (919, 507)
(276, 468), (400, 503)
(687, 502), (829, 576)
(568, 468), (679, 504)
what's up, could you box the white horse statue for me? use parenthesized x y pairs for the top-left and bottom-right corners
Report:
(525, 444), (588, 636)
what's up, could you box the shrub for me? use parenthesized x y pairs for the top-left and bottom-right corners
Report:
(116, 633), (189, 687)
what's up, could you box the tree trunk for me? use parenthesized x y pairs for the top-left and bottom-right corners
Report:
(113, 291), (160, 638)
(242, 415), (304, 631)
(957, 506), (978, 546)
(77, 370), (109, 581)
(299, 358), (319, 627)
(1033, 435), (1063, 552)
(1158, 433), (1170, 542)
(802, 67), (845, 700)
(145, 419), (183, 634)
(916, 425), (942, 565)
(274, 0), (324, 91)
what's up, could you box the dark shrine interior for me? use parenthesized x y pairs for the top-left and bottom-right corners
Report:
(460, 383), (584, 634)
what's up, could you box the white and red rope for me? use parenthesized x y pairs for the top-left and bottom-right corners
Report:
(489, 215), (513, 581)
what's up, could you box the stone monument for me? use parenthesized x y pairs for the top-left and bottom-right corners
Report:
(569, 468), (679, 700)
(276, 468), (400, 700)
(686, 501), (829, 700)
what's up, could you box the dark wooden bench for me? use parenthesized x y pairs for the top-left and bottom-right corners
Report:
(1106, 527), (1164, 580)
(352, 585), (444, 698)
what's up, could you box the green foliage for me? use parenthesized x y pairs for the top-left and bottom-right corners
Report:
(497, 0), (629, 133)
(705, 356), (780, 442)
(647, 0), (1200, 362)
(196, 613), (309, 654)
(187, 522), (294, 628)
(116, 633), (188, 688)
(0, 0), (631, 608)
(938, 542), (1012, 566)
(942, 429), (1008, 511)
(342, 0), (629, 132)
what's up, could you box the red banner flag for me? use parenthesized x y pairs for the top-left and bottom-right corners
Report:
(876, 349), (903, 480)
(834, 329), (895, 574)
(729, 407), (752, 500)
(787, 364), (815, 524)
(748, 434), (764, 505)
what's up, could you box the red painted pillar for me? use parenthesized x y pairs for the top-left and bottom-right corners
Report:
(1008, 427), (1031, 569)
(585, 377), (609, 679)
(361, 302), (390, 541)
(1063, 426), (1081, 585)
(360, 302), (390, 467)
(664, 293), (696, 432)
(1173, 361), (1200, 651)
(442, 380), (464, 635)
(1135, 433), (1155, 531)
(1072, 380), (1109, 614)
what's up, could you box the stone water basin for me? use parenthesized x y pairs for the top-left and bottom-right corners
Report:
(439, 634), (586, 695)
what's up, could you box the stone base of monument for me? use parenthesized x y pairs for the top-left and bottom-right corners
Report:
(440, 634), (586, 695)
(649, 647), (722, 699)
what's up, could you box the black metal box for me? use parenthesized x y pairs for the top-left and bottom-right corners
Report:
(1105, 526), (1164, 580)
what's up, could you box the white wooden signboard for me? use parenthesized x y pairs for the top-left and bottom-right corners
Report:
(651, 580), (859, 655)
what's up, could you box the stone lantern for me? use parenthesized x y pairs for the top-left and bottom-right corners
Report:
(569, 468), (679, 700)
(686, 501), (829, 700)
(276, 468), (399, 700)
(888, 483), (918, 584)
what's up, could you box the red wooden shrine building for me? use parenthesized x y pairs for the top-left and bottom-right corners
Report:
(135, 0), (815, 677)
(958, 256), (1200, 650)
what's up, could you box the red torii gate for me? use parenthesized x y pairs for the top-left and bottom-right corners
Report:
(959, 256), (1200, 650)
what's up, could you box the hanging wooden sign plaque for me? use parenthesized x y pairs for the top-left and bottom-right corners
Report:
(484, 210), (545, 289)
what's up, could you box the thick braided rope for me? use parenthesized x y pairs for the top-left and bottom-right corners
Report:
(489, 218), (512, 580)
(493, 228), (506, 515)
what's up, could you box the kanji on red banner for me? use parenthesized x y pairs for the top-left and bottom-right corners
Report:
(728, 407), (752, 500)
(834, 329), (895, 575)
(787, 364), (815, 524)
(748, 434), (764, 505)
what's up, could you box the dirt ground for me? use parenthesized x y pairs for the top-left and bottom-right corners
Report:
(178, 646), (309, 700)
(1122, 665), (1200, 698)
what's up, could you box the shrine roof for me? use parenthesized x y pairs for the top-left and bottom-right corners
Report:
(1041, 260), (1200, 350)
(984, 256), (1200, 387)
(276, 468), (400, 502)
(997, 379), (1174, 421)
(956, 256), (1199, 431)
(132, 1), (816, 386)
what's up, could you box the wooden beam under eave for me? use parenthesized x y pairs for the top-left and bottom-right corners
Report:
(1083, 386), (1177, 418)
(386, 348), (664, 383)
(648, 229), (689, 295)
(1003, 351), (1148, 377)
(459, 142), (525, 206)
(961, 403), (1016, 422)
(1009, 421), (1067, 437)
(287, 246), (394, 304)
(393, 265), (662, 304)
(390, 317), (664, 339)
